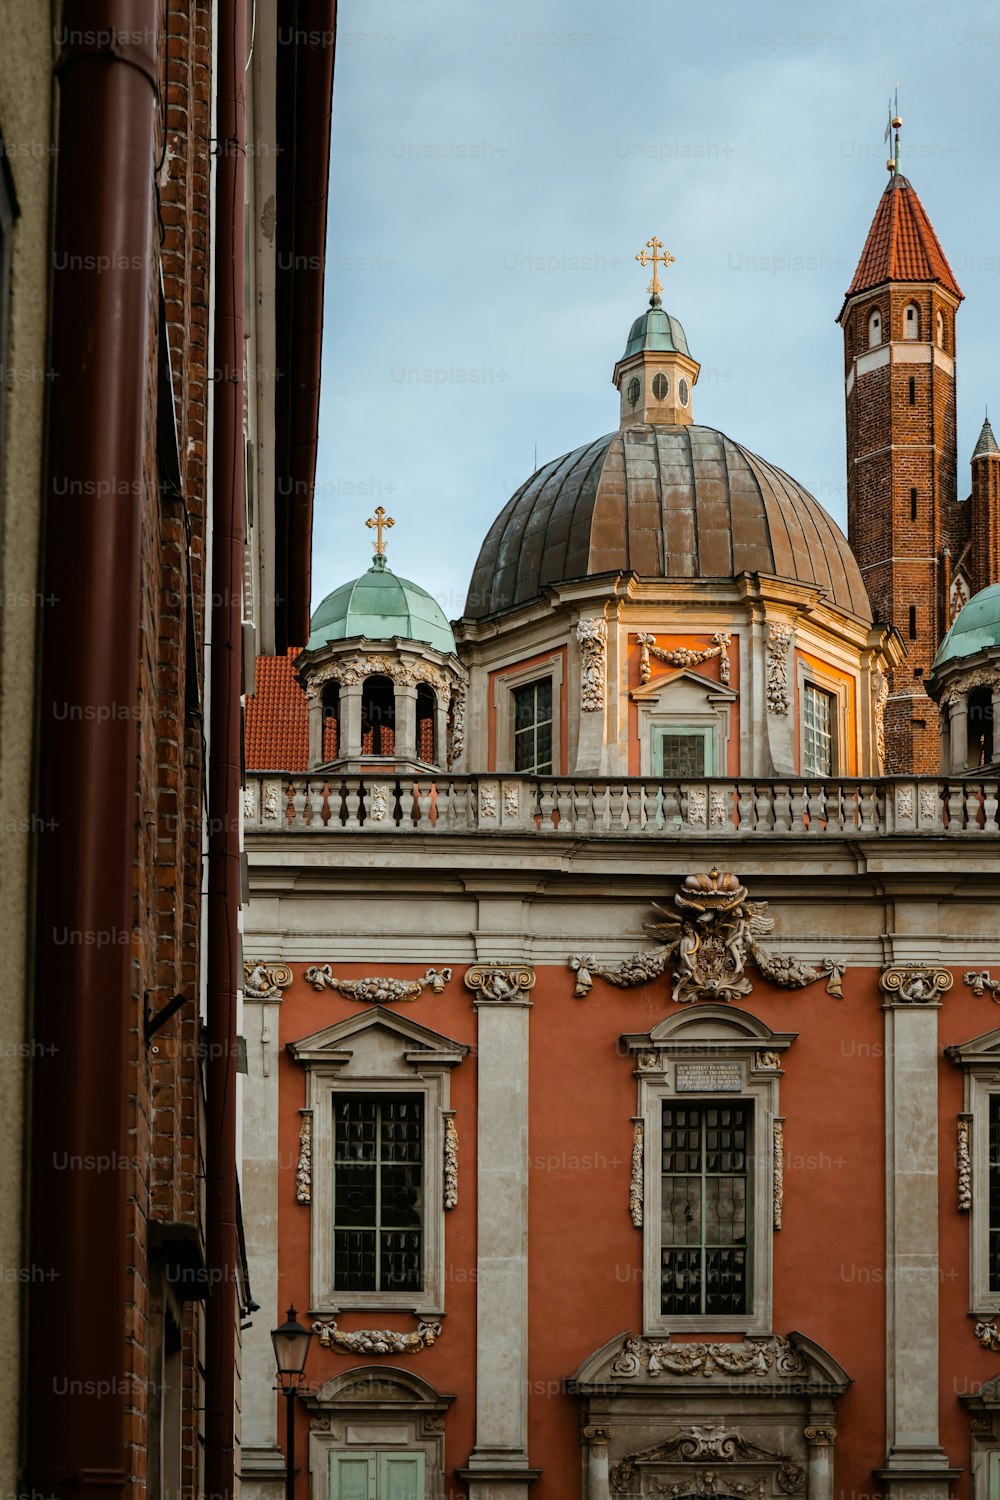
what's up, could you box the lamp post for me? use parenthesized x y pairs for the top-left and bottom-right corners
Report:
(271, 1306), (314, 1500)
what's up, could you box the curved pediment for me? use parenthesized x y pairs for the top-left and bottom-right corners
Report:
(308, 1364), (452, 1408)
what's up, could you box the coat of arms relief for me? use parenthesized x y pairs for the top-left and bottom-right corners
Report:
(570, 869), (844, 1004)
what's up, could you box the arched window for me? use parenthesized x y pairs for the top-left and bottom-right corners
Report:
(322, 681), (340, 761)
(936, 309), (945, 349)
(867, 309), (882, 348)
(968, 687), (994, 768)
(416, 684), (436, 764)
(903, 303), (919, 340)
(361, 675), (395, 755)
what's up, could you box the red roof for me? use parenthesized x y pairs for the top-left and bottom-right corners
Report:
(842, 173), (963, 307)
(245, 649), (309, 770)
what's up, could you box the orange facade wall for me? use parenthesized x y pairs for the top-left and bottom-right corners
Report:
(273, 959), (993, 1495)
(795, 648), (858, 777)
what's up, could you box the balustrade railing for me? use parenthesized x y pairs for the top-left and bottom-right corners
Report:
(242, 774), (1000, 838)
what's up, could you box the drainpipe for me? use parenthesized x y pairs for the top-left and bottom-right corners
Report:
(25, 5), (158, 1498)
(203, 5), (247, 1500)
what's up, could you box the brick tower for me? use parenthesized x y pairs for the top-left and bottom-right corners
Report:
(971, 417), (1000, 597)
(838, 122), (965, 773)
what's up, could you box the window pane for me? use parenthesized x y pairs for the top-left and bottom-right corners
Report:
(661, 1101), (751, 1315)
(660, 733), (706, 778)
(333, 1095), (424, 1292)
(513, 678), (554, 774)
(803, 684), (833, 776)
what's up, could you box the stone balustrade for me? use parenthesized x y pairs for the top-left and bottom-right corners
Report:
(242, 774), (1000, 838)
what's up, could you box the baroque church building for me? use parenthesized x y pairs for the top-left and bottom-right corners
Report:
(239, 142), (1000, 1500)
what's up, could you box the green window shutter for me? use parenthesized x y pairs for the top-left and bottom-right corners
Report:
(329, 1453), (376, 1500)
(377, 1451), (425, 1499)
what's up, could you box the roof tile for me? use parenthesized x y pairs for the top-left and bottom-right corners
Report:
(245, 648), (309, 771)
(844, 174), (962, 303)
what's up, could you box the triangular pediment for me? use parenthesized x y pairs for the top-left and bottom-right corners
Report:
(288, 1004), (467, 1067)
(631, 666), (737, 704)
(946, 1025), (1000, 1069)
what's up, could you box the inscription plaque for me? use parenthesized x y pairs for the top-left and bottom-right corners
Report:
(675, 1061), (742, 1093)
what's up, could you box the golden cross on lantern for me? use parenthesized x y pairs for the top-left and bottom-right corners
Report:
(635, 235), (676, 299)
(365, 506), (395, 556)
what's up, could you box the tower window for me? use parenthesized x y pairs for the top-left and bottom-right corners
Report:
(969, 687), (994, 768)
(513, 677), (553, 774)
(909, 605), (917, 640)
(652, 371), (670, 401)
(904, 303), (919, 340)
(910, 487), (917, 521)
(416, 683), (436, 764)
(803, 684), (834, 777)
(627, 376), (641, 409)
(868, 309), (882, 348)
(936, 310), (945, 349)
(678, 377), (690, 407)
(322, 682), (340, 761)
(908, 376), (916, 405)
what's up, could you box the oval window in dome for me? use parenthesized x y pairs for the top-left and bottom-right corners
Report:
(652, 372), (670, 401)
(627, 376), (641, 408)
(678, 377), (690, 407)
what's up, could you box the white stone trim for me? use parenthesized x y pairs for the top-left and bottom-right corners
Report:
(289, 1009), (467, 1317)
(492, 653), (563, 774)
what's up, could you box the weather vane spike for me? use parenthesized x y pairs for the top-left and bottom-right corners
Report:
(885, 83), (903, 175)
(365, 505), (395, 557)
(635, 235), (676, 305)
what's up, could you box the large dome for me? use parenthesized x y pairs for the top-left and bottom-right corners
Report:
(464, 424), (871, 621)
(308, 557), (456, 654)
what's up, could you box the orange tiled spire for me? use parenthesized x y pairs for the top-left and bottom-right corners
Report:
(843, 171), (963, 306)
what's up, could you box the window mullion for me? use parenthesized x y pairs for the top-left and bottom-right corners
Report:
(374, 1099), (383, 1293)
(700, 1109), (708, 1316)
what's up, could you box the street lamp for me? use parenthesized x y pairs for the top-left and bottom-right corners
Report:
(271, 1306), (314, 1500)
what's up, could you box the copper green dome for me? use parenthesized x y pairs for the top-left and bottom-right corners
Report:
(308, 555), (456, 654)
(933, 583), (1000, 668)
(619, 302), (691, 359)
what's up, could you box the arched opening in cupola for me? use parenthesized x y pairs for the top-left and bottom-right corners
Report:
(968, 687), (994, 767)
(361, 675), (395, 755)
(321, 681), (340, 761)
(416, 684), (436, 764)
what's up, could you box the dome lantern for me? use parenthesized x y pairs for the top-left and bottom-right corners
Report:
(612, 236), (701, 428)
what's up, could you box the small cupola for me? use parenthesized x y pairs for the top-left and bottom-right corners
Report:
(295, 510), (468, 774)
(612, 235), (701, 428)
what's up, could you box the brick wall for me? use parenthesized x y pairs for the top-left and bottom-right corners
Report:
(844, 285), (966, 773)
(126, 4), (214, 1495)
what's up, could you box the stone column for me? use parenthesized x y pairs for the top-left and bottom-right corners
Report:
(877, 966), (960, 1500)
(804, 1426), (836, 1500)
(394, 682), (418, 762)
(307, 692), (323, 766)
(584, 1426), (615, 1500)
(458, 963), (539, 1499)
(950, 698), (968, 773)
(240, 990), (288, 1500)
(433, 693), (449, 770)
(340, 682), (363, 760)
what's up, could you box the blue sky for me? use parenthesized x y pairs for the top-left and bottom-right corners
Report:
(311, 0), (1000, 623)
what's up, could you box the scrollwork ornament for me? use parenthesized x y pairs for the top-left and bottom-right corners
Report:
(312, 1318), (442, 1355)
(303, 965), (452, 1003)
(443, 1114), (459, 1210)
(974, 1320), (1000, 1352)
(448, 686), (466, 768)
(577, 618), (607, 711)
(879, 966), (953, 1004)
(296, 1113), (312, 1205)
(636, 630), (732, 687)
(773, 1118), (784, 1230)
(766, 623), (793, 715)
(464, 964), (536, 1003)
(804, 1426), (836, 1447)
(609, 1333), (807, 1379)
(630, 1119), (644, 1227)
(966, 970), (1000, 1003)
(957, 1117), (972, 1211)
(873, 668), (888, 770)
(243, 961), (293, 1000)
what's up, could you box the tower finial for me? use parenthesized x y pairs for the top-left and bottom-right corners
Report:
(885, 83), (903, 176)
(635, 235), (676, 307)
(365, 505), (395, 563)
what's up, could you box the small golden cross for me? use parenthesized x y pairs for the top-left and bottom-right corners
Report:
(365, 505), (395, 556)
(635, 235), (676, 298)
